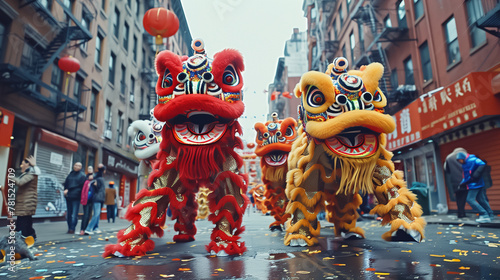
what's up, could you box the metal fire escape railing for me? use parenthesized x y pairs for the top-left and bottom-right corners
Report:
(350, 2), (415, 112)
(476, 0), (500, 38)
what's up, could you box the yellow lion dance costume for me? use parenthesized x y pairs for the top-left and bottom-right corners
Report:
(285, 57), (426, 246)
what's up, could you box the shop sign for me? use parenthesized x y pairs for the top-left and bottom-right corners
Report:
(102, 149), (138, 178)
(0, 107), (15, 147)
(419, 72), (499, 138)
(387, 100), (422, 151)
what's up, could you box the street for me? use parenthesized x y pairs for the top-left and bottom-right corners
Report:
(0, 211), (499, 280)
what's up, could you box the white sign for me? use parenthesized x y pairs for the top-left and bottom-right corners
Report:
(50, 152), (63, 165)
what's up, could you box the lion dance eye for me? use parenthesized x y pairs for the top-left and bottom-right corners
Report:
(162, 68), (173, 88)
(222, 65), (239, 86)
(285, 126), (294, 137)
(136, 132), (147, 142)
(306, 86), (325, 107)
(263, 132), (270, 139)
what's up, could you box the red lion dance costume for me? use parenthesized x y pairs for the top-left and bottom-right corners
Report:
(254, 112), (298, 231)
(104, 40), (248, 257)
(285, 57), (426, 247)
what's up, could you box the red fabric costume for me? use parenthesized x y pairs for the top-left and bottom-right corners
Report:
(104, 40), (248, 257)
(254, 113), (298, 230)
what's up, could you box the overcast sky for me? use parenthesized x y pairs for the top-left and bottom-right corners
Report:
(181, 0), (307, 144)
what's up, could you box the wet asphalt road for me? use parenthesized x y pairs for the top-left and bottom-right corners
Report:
(1, 211), (499, 280)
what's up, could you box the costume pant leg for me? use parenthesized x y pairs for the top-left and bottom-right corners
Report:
(455, 190), (468, 217)
(206, 170), (248, 255)
(326, 192), (365, 238)
(171, 189), (198, 242)
(103, 168), (181, 257)
(477, 188), (493, 216)
(466, 188), (487, 216)
(371, 159), (426, 242)
(263, 184), (290, 229)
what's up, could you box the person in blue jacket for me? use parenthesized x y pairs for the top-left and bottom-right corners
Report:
(457, 152), (494, 223)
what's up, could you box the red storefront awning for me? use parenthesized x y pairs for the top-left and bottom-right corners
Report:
(37, 128), (79, 152)
(387, 72), (500, 151)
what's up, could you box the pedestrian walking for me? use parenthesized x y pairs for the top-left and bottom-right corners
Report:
(79, 173), (94, 235)
(12, 156), (38, 240)
(444, 147), (469, 218)
(63, 162), (86, 234)
(85, 164), (106, 235)
(105, 181), (117, 223)
(457, 152), (494, 223)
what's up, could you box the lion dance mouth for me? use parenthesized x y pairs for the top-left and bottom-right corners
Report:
(284, 56), (425, 247)
(104, 39), (249, 258)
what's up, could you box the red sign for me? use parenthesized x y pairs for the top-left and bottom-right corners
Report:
(419, 72), (500, 138)
(0, 107), (15, 147)
(387, 72), (500, 150)
(387, 100), (422, 151)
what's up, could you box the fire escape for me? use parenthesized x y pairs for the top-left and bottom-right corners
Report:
(0, 0), (93, 137)
(351, 2), (415, 114)
(476, 0), (500, 38)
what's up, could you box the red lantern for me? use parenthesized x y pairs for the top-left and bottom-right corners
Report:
(247, 142), (255, 149)
(58, 56), (80, 73)
(143, 8), (179, 45)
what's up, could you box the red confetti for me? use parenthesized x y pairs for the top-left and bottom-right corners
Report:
(365, 268), (376, 271)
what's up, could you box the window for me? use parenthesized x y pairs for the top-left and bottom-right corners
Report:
(133, 35), (138, 62)
(358, 23), (365, 53)
(444, 17), (460, 65)
(142, 48), (146, 68)
(80, 6), (92, 51)
(51, 61), (63, 92)
(113, 8), (120, 38)
(339, 4), (344, 26)
(466, 0), (486, 48)
(384, 15), (392, 27)
(120, 65), (126, 94)
(88, 149), (96, 169)
(104, 101), (112, 132)
(95, 33), (103, 65)
(117, 111), (124, 144)
(90, 88), (98, 123)
(135, 0), (140, 17)
(349, 31), (355, 63)
(390, 68), (398, 89)
(101, 0), (106, 11)
(397, 1), (407, 28)
(130, 76), (135, 103)
(419, 42), (432, 83)
(40, 0), (52, 10)
(332, 19), (338, 40)
(20, 37), (43, 71)
(73, 75), (84, 103)
(127, 118), (133, 147)
(0, 20), (7, 60)
(403, 56), (414, 85)
(123, 22), (129, 51)
(140, 88), (145, 113)
(414, 0), (424, 20)
(109, 52), (116, 84)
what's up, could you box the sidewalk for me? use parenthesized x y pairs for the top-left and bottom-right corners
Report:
(424, 213), (500, 228)
(0, 218), (131, 244)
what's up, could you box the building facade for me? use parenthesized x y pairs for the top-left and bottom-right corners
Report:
(0, 0), (192, 219)
(300, 0), (500, 214)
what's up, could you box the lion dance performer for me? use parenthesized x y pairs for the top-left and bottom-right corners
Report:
(285, 57), (426, 247)
(254, 112), (298, 230)
(104, 39), (249, 257)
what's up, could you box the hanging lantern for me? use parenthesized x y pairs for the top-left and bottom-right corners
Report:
(247, 142), (255, 149)
(143, 7), (179, 45)
(58, 56), (80, 73)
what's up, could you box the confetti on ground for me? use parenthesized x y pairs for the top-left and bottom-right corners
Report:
(172, 258), (181, 261)
(160, 274), (175, 278)
(64, 261), (76, 264)
(296, 271), (310, 274)
(332, 264), (346, 266)
(308, 250), (321, 254)
(178, 268), (191, 271)
(73, 263), (84, 266)
(375, 272), (390, 275)
(366, 268), (376, 271)
(46, 261), (55, 264)
(411, 261), (419, 265)
(54, 277), (67, 279)
(459, 266), (470, 270)
(341, 245), (348, 247)
(430, 254), (445, 257)
(323, 257), (335, 260)
(430, 264), (442, 267)
(29, 277), (44, 280)
(449, 240), (457, 244)
(447, 271), (465, 275)
(214, 268), (224, 272)
(35, 269), (48, 272)
(166, 242), (176, 244)
(401, 250), (411, 253)
(443, 259), (461, 262)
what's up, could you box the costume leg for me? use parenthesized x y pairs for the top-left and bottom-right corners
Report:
(206, 171), (248, 256)
(171, 189), (197, 242)
(325, 192), (365, 239)
(263, 184), (290, 230)
(103, 168), (180, 257)
(371, 162), (426, 242)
